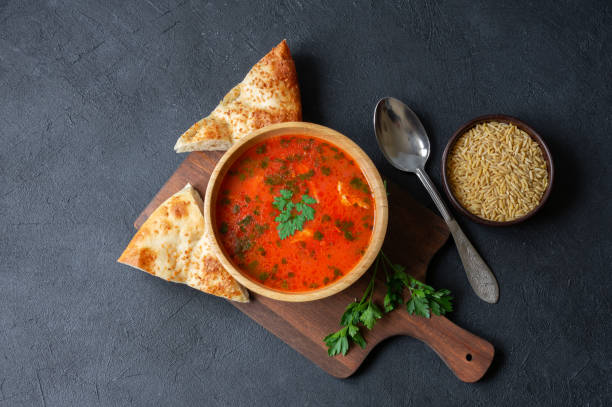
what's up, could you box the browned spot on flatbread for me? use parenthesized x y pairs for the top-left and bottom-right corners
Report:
(138, 247), (157, 271)
(188, 249), (248, 302)
(170, 199), (189, 219)
(251, 109), (275, 128)
(159, 219), (172, 232)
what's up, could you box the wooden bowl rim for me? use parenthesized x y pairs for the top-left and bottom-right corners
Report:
(441, 114), (554, 227)
(204, 122), (389, 302)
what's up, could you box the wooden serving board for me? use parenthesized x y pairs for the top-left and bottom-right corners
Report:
(134, 151), (494, 382)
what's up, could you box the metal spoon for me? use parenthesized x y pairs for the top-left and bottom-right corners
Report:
(374, 97), (499, 303)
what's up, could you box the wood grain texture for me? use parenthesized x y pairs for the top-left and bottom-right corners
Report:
(134, 151), (494, 381)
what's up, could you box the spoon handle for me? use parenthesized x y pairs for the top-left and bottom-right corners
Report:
(415, 168), (452, 222)
(415, 168), (499, 303)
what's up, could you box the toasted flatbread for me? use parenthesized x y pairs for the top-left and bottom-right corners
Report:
(174, 40), (301, 152)
(117, 184), (249, 302)
(186, 230), (249, 302)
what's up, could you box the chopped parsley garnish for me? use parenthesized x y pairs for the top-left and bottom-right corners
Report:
(272, 189), (317, 240)
(219, 222), (228, 235)
(264, 174), (284, 186)
(286, 153), (303, 162)
(350, 177), (370, 194)
(234, 237), (252, 259)
(256, 144), (267, 154)
(298, 169), (315, 180)
(335, 219), (355, 241)
(314, 231), (323, 241)
(254, 223), (269, 236)
(238, 215), (253, 226)
(321, 166), (331, 176)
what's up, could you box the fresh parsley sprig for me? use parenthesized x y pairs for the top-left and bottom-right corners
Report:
(272, 189), (317, 240)
(324, 251), (454, 357)
(380, 251), (453, 318)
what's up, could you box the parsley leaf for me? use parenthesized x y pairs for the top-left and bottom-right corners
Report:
(407, 295), (430, 318)
(340, 302), (361, 326)
(326, 303), (369, 356)
(273, 189), (317, 240)
(348, 324), (366, 348)
(323, 326), (349, 356)
(300, 195), (317, 205)
(383, 268), (404, 312)
(359, 302), (383, 329)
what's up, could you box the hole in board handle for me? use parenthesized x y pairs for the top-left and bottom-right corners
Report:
(466, 353), (472, 361)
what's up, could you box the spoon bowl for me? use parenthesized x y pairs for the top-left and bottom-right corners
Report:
(374, 98), (430, 172)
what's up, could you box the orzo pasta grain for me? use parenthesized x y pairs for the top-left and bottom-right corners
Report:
(446, 121), (548, 222)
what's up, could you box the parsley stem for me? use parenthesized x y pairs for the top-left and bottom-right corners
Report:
(381, 253), (390, 280)
(381, 250), (415, 297)
(381, 250), (411, 282)
(368, 254), (380, 302)
(360, 253), (380, 304)
(380, 250), (392, 266)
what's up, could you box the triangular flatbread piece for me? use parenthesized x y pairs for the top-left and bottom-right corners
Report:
(186, 230), (249, 302)
(174, 40), (301, 152)
(117, 184), (249, 302)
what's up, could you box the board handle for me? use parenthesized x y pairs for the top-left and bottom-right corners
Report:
(387, 310), (495, 382)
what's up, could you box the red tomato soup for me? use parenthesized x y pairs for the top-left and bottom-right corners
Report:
(216, 135), (375, 292)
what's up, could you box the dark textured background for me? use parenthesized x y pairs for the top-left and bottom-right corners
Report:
(1, 0), (611, 405)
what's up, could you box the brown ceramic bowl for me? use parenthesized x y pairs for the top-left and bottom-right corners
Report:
(441, 115), (554, 226)
(204, 122), (388, 302)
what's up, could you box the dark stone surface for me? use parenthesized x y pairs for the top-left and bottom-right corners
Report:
(1, 0), (610, 405)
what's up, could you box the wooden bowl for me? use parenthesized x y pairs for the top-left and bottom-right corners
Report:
(204, 122), (388, 301)
(441, 115), (554, 226)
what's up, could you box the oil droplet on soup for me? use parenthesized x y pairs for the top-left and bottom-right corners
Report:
(216, 135), (375, 292)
